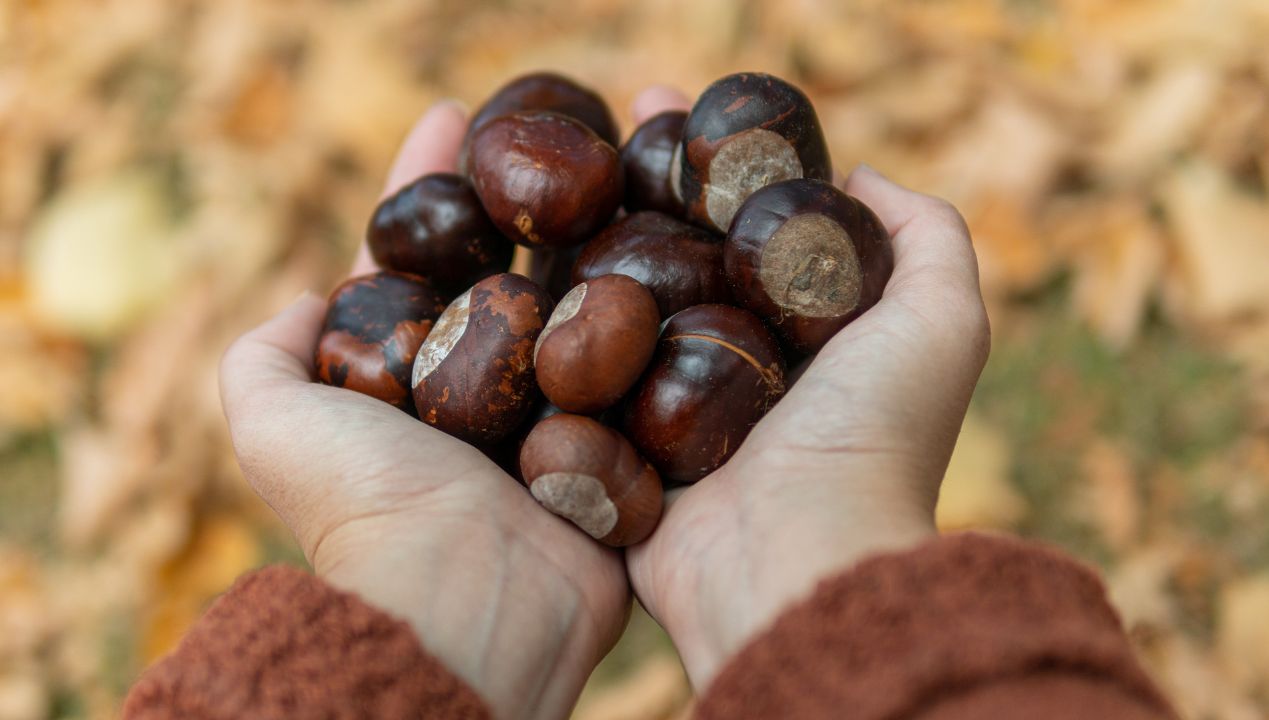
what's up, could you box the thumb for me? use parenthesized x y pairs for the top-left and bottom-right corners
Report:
(220, 291), (327, 417)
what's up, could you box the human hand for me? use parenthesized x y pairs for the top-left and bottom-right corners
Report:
(219, 102), (630, 720)
(624, 89), (991, 688)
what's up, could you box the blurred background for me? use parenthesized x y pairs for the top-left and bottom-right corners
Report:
(2, 0), (1268, 717)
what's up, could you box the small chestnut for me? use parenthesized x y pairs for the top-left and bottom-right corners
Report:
(621, 110), (687, 217)
(726, 178), (893, 354)
(469, 111), (623, 248)
(678, 72), (831, 233)
(367, 173), (514, 300)
(623, 304), (786, 484)
(520, 413), (662, 546)
(316, 271), (446, 415)
(412, 273), (553, 444)
(572, 211), (730, 318)
(535, 274), (660, 414)
(460, 72), (619, 173)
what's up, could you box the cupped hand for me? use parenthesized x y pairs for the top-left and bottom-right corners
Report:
(624, 89), (992, 688)
(219, 102), (629, 720)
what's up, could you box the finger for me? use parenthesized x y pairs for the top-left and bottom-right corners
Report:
(350, 101), (470, 276)
(631, 85), (692, 125)
(842, 164), (982, 306)
(220, 292), (327, 413)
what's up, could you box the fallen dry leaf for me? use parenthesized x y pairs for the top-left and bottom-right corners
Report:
(936, 412), (1024, 531)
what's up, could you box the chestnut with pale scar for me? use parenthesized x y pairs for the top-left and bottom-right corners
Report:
(520, 413), (662, 546)
(411, 273), (553, 444)
(678, 72), (831, 233)
(725, 178), (893, 354)
(535, 274), (660, 414)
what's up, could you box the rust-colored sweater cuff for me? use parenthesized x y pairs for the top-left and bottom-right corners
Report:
(695, 532), (1175, 720)
(122, 565), (490, 720)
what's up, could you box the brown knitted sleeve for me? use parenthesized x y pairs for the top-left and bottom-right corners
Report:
(122, 565), (490, 720)
(694, 533), (1176, 720)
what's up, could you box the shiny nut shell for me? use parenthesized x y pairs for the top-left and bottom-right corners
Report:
(411, 273), (553, 443)
(316, 271), (446, 415)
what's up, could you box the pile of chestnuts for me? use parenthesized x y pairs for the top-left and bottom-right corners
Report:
(316, 71), (894, 547)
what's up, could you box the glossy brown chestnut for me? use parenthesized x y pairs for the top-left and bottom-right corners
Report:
(535, 274), (660, 414)
(520, 413), (662, 546)
(678, 72), (831, 233)
(316, 271), (446, 415)
(460, 72), (619, 173)
(623, 304), (786, 484)
(366, 173), (514, 300)
(572, 211), (730, 318)
(411, 273), (553, 444)
(621, 110), (687, 216)
(726, 179), (893, 354)
(469, 112), (622, 248)
(529, 245), (584, 302)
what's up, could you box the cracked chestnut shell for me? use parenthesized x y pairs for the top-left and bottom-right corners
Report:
(535, 274), (660, 414)
(571, 211), (729, 318)
(623, 304), (786, 484)
(411, 273), (553, 444)
(367, 173), (514, 300)
(726, 178), (893, 354)
(469, 112), (622, 248)
(621, 110), (687, 216)
(520, 413), (662, 547)
(460, 72), (619, 173)
(316, 271), (446, 415)
(678, 72), (830, 233)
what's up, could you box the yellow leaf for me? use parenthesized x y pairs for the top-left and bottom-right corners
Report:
(937, 412), (1024, 531)
(24, 170), (179, 341)
(1163, 162), (1269, 321)
(1218, 573), (1269, 691)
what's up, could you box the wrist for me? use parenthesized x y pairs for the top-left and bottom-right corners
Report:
(671, 475), (936, 687)
(314, 511), (620, 720)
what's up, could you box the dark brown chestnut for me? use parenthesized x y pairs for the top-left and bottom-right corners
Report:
(623, 304), (786, 484)
(535, 274), (660, 414)
(571, 211), (730, 318)
(529, 245), (584, 302)
(460, 72), (619, 173)
(520, 413), (662, 546)
(678, 72), (831, 233)
(621, 110), (687, 216)
(411, 273), (553, 444)
(366, 173), (514, 300)
(726, 179), (893, 354)
(469, 112), (622, 248)
(316, 271), (446, 415)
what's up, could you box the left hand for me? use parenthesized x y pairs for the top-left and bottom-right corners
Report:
(219, 101), (630, 720)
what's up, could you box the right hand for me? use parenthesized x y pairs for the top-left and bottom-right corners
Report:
(625, 86), (991, 688)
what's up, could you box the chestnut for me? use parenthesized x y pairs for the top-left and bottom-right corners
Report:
(316, 271), (446, 415)
(529, 245), (584, 302)
(520, 413), (662, 547)
(624, 304), (786, 484)
(535, 274), (660, 414)
(621, 110), (687, 216)
(460, 72), (619, 173)
(411, 273), (553, 444)
(366, 173), (514, 300)
(726, 179), (893, 354)
(678, 72), (831, 233)
(572, 211), (730, 318)
(469, 112), (623, 248)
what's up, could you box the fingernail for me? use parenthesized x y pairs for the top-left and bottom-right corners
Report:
(429, 97), (469, 118)
(855, 163), (884, 179)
